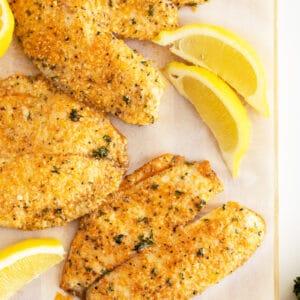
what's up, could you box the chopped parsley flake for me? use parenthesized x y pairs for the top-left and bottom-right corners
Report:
(98, 210), (106, 217)
(137, 217), (149, 223)
(92, 146), (109, 159)
(100, 268), (111, 275)
(69, 109), (82, 122)
(122, 95), (131, 105)
(54, 208), (62, 214)
(148, 5), (154, 16)
(103, 135), (112, 143)
(166, 278), (172, 286)
(196, 248), (204, 256)
(114, 234), (125, 244)
(151, 184), (160, 190)
(51, 166), (60, 174)
(195, 199), (206, 208)
(175, 190), (183, 196)
(133, 230), (154, 251)
(151, 268), (157, 276)
(108, 283), (114, 292)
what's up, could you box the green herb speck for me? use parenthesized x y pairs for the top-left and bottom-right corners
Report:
(100, 268), (111, 275)
(148, 5), (154, 16)
(93, 146), (109, 159)
(69, 109), (82, 122)
(133, 230), (154, 251)
(51, 166), (60, 174)
(54, 208), (62, 214)
(151, 184), (160, 190)
(103, 135), (112, 143)
(196, 248), (204, 256)
(151, 268), (157, 276)
(108, 283), (114, 292)
(166, 278), (172, 286)
(195, 199), (206, 208)
(137, 217), (149, 223)
(114, 234), (125, 244)
(98, 210), (106, 217)
(122, 95), (131, 105)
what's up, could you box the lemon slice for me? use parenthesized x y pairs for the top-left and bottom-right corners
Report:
(0, 238), (65, 299)
(166, 61), (251, 177)
(0, 0), (14, 58)
(154, 23), (269, 117)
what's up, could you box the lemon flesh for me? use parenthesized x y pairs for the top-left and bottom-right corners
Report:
(154, 24), (269, 117)
(0, 0), (14, 57)
(166, 62), (251, 177)
(0, 238), (64, 299)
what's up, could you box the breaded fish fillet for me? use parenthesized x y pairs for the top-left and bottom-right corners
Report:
(61, 155), (223, 297)
(0, 75), (128, 230)
(87, 202), (265, 299)
(9, 0), (166, 125)
(9, 0), (209, 124)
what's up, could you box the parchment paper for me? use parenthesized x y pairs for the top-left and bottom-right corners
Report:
(0, 1), (275, 299)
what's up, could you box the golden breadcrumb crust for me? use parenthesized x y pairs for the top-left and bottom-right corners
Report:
(61, 155), (222, 297)
(87, 202), (265, 299)
(0, 75), (128, 230)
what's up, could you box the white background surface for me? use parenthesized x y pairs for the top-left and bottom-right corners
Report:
(279, 0), (300, 299)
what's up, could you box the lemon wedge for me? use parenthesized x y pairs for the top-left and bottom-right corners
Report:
(0, 238), (64, 299)
(154, 23), (269, 117)
(166, 61), (251, 177)
(0, 0), (14, 58)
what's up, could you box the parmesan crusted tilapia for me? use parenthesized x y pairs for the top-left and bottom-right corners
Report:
(9, 0), (208, 125)
(87, 202), (265, 299)
(9, 0), (166, 125)
(0, 75), (128, 230)
(61, 155), (223, 297)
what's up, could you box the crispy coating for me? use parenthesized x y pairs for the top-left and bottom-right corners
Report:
(0, 75), (128, 230)
(9, 0), (166, 125)
(87, 202), (265, 299)
(61, 155), (223, 297)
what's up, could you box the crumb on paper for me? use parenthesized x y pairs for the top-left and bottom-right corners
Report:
(54, 292), (73, 300)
